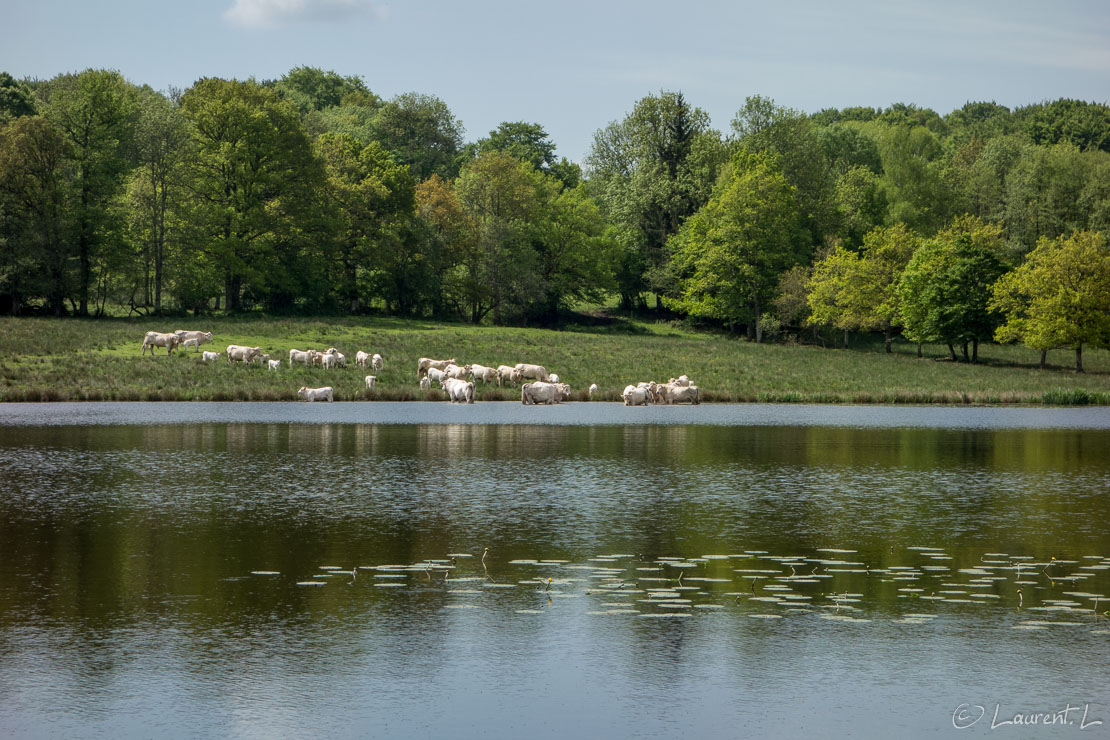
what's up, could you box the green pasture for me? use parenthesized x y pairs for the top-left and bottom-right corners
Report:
(0, 315), (1107, 403)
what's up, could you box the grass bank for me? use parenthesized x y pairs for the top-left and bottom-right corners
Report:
(0, 315), (1108, 404)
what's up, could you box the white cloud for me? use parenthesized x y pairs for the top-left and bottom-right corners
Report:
(223, 0), (387, 30)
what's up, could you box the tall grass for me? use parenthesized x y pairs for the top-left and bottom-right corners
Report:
(0, 315), (1107, 404)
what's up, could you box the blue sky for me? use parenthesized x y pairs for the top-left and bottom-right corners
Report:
(3, 0), (1108, 161)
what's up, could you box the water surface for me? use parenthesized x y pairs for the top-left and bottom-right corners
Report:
(0, 404), (1108, 738)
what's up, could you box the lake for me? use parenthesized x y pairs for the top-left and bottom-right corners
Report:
(1, 403), (1108, 738)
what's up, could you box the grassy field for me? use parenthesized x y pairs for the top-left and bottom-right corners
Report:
(0, 315), (1108, 404)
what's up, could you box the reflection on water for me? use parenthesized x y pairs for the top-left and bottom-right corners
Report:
(0, 416), (1108, 738)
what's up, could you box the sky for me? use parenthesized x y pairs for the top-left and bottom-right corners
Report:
(2, 0), (1109, 162)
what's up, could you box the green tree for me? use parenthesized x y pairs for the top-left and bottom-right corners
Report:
(806, 223), (920, 351)
(1014, 99), (1110, 153)
(274, 66), (373, 114)
(834, 165), (888, 248)
(316, 132), (414, 313)
(876, 123), (947, 234)
(415, 173), (475, 319)
(1004, 143), (1090, 253)
(805, 245), (862, 347)
(587, 91), (725, 309)
(43, 69), (138, 315)
(732, 95), (837, 243)
(454, 151), (550, 324)
(530, 185), (616, 321)
(817, 123), (883, 176)
(180, 77), (322, 311)
(372, 93), (463, 181)
(0, 116), (71, 314)
(896, 216), (1007, 362)
(0, 72), (37, 121)
(470, 121), (581, 191)
(124, 86), (190, 313)
(665, 150), (803, 339)
(991, 231), (1110, 371)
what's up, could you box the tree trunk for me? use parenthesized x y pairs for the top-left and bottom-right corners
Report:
(78, 232), (90, 316)
(947, 343), (957, 361)
(962, 341), (970, 363)
(843, 328), (849, 349)
(972, 338), (979, 364)
(753, 297), (762, 343)
(884, 326), (892, 353)
(1076, 344), (1084, 373)
(225, 273), (241, 312)
(1040, 349), (1047, 369)
(916, 342), (922, 358)
(154, 171), (165, 314)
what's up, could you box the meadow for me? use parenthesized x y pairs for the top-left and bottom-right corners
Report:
(0, 315), (1108, 404)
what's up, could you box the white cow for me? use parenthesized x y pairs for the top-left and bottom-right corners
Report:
(365, 375), (377, 390)
(588, 383), (599, 398)
(202, 351), (221, 363)
(444, 377), (475, 404)
(548, 373), (560, 384)
(636, 381), (663, 404)
(181, 338), (200, 351)
(289, 349), (313, 366)
(419, 375), (432, 391)
(515, 363), (548, 382)
(468, 364), (497, 384)
(268, 359), (281, 371)
(660, 383), (701, 405)
(141, 331), (179, 356)
(622, 385), (650, 406)
(496, 365), (518, 386)
(522, 381), (558, 405)
(355, 351), (371, 368)
(371, 353), (383, 371)
(444, 363), (469, 380)
(298, 386), (334, 402)
(226, 345), (262, 364)
(174, 330), (213, 351)
(335, 352), (347, 368)
(669, 375), (692, 387)
(426, 367), (447, 384)
(418, 357), (456, 377)
(321, 352), (338, 370)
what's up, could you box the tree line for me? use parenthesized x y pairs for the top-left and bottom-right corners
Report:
(0, 68), (1108, 367)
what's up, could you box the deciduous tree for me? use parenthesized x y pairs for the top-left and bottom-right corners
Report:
(991, 230), (1110, 371)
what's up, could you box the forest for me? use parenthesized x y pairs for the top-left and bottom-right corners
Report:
(0, 67), (1108, 370)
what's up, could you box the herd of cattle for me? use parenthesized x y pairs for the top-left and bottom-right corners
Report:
(139, 329), (701, 405)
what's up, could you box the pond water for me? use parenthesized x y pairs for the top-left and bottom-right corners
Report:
(1, 403), (1108, 738)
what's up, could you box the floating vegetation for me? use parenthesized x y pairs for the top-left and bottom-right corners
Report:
(258, 544), (1109, 632)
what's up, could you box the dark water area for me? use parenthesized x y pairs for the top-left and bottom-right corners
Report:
(1, 404), (1108, 738)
